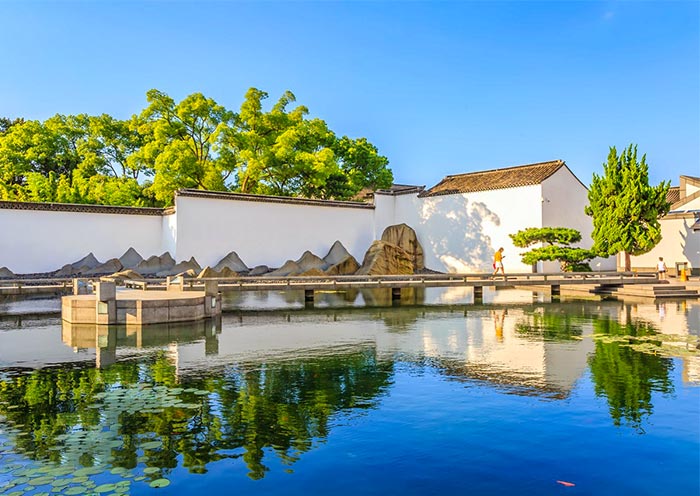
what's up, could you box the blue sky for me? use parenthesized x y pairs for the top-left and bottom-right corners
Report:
(0, 1), (697, 188)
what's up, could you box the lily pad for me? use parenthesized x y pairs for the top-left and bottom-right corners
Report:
(64, 487), (88, 495)
(94, 483), (116, 493)
(143, 467), (160, 475)
(141, 441), (162, 450)
(149, 478), (170, 488)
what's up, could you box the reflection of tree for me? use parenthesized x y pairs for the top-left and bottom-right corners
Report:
(588, 316), (674, 430)
(0, 347), (393, 480)
(514, 307), (584, 341)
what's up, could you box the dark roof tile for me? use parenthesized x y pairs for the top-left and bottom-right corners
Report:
(420, 160), (566, 197)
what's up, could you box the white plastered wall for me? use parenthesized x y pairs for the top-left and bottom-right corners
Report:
(0, 208), (164, 274)
(541, 166), (616, 271)
(173, 195), (376, 268)
(375, 186), (543, 273)
(161, 212), (178, 259)
(630, 194), (700, 273)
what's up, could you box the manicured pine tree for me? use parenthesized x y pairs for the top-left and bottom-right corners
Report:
(509, 227), (595, 271)
(585, 145), (670, 271)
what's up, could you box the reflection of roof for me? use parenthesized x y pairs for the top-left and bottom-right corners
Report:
(420, 160), (566, 197)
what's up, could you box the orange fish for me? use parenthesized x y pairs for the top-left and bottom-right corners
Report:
(556, 480), (575, 487)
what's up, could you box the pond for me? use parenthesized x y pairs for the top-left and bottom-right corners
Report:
(0, 289), (699, 495)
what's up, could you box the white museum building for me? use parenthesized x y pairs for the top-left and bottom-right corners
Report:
(1, 160), (696, 276)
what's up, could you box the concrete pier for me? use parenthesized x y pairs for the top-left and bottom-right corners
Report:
(62, 281), (221, 325)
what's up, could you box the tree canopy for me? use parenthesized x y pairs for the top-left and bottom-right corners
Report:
(0, 88), (392, 206)
(510, 227), (596, 271)
(585, 145), (670, 271)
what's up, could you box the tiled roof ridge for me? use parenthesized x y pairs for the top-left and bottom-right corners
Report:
(443, 159), (564, 179)
(420, 159), (567, 197)
(0, 200), (168, 216)
(176, 188), (375, 209)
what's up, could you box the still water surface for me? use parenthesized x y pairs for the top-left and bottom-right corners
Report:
(0, 289), (699, 495)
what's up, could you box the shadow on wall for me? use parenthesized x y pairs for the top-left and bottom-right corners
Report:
(681, 218), (699, 275)
(418, 195), (500, 272)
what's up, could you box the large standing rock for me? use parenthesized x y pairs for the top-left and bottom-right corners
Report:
(266, 260), (303, 277)
(356, 241), (414, 275)
(213, 251), (249, 273)
(118, 248), (144, 269)
(323, 241), (350, 266)
(109, 269), (144, 281)
(85, 258), (123, 276)
(157, 257), (201, 277)
(54, 253), (102, 276)
(296, 251), (328, 272)
(380, 224), (424, 271)
(197, 266), (218, 278)
(135, 252), (176, 275)
(299, 268), (326, 277)
(0, 267), (14, 279)
(249, 265), (270, 276)
(197, 266), (240, 278)
(323, 241), (360, 275)
(325, 256), (360, 276)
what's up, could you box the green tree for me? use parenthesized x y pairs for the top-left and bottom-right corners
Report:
(0, 117), (24, 134)
(138, 89), (237, 204)
(0, 115), (88, 199)
(509, 227), (596, 271)
(81, 114), (151, 181)
(233, 88), (337, 197)
(585, 145), (670, 271)
(233, 88), (392, 200)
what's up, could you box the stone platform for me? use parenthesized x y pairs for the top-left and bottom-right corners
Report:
(62, 281), (221, 325)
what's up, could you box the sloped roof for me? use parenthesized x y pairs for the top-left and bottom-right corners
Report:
(667, 187), (681, 205)
(420, 160), (566, 197)
(375, 184), (425, 196)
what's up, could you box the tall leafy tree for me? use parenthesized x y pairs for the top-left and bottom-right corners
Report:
(138, 89), (238, 204)
(585, 145), (670, 271)
(0, 117), (24, 134)
(510, 227), (595, 271)
(233, 88), (392, 200)
(233, 88), (337, 197)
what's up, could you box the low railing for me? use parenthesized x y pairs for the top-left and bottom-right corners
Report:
(0, 270), (658, 296)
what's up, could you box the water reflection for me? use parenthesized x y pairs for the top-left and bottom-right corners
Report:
(0, 298), (698, 491)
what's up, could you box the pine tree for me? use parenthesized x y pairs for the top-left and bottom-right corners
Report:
(585, 145), (670, 271)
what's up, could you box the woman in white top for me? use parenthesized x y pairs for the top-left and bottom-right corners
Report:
(657, 257), (667, 280)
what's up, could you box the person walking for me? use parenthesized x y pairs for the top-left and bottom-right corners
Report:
(493, 247), (505, 277)
(657, 257), (667, 280)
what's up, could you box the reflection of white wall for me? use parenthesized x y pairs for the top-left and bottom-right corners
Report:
(174, 195), (375, 267)
(0, 208), (164, 273)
